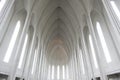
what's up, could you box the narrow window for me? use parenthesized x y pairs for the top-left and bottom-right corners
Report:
(66, 65), (69, 79)
(57, 65), (60, 79)
(52, 65), (54, 79)
(48, 65), (51, 80)
(80, 50), (85, 74)
(18, 34), (28, 69)
(96, 22), (112, 63)
(4, 21), (21, 63)
(89, 35), (98, 68)
(62, 65), (65, 79)
(110, 1), (120, 21)
(31, 47), (38, 74)
(0, 0), (7, 13)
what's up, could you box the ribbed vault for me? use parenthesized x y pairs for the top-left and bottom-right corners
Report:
(32, 0), (86, 65)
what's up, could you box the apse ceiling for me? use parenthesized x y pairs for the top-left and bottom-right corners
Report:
(32, 0), (88, 65)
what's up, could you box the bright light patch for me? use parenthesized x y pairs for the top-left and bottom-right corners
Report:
(110, 1), (120, 21)
(62, 65), (65, 79)
(48, 65), (51, 80)
(52, 65), (54, 79)
(31, 48), (38, 74)
(89, 35), (98, 68)
(4, 21), (21, 63)
(57, 65), (60, 79)
(18, 34), (28, 69)
(0, 0), (7, 12)
(66, 65), (69, 79)
(80, 50), (85, 74)
(96, 22), (112, 63)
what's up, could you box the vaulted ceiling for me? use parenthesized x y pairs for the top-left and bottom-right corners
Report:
(29, 0), (92, 65)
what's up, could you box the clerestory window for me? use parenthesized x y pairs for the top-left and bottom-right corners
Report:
(4, 20), (21, 63)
